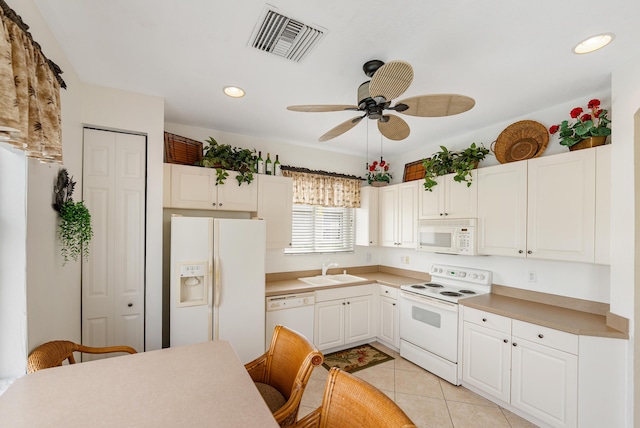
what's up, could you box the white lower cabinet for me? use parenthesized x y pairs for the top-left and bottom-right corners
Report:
(314, 285), (374, 351)
(462, 306), (625, 428)
(463, 307), (577, 427)
(377, 285), (399, 349)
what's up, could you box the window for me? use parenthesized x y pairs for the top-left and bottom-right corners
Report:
(285, 204), (354, 254)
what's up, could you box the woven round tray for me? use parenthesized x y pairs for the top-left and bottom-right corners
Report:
(493, 120), (549, 164)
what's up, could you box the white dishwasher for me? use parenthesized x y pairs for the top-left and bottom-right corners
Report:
(265, 292), (315, 349)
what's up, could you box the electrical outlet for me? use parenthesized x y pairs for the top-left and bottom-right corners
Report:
(404, 256), (410, 264)
(366, 252), (372, 263)
(528, 270), (537, 282)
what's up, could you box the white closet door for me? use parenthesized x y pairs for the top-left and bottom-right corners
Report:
(83, 128), (146, 357)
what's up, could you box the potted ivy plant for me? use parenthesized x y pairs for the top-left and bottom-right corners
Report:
(53, 169), (93, 265)
(422, 143), (490, 191)
(200, 137), (257, 185)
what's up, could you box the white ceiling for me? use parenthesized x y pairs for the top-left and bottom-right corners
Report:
(33, 0), (640, 157)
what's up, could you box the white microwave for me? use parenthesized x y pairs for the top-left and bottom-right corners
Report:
(417, 219), (477, 255)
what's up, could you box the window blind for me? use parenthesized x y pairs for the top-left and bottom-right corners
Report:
(286, 204), (354, 254)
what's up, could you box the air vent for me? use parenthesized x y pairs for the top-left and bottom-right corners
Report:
(249, 7), (325, 63)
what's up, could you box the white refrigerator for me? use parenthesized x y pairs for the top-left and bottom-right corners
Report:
(170, 216), (266, 364)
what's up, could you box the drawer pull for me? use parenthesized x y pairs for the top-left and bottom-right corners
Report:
(482, 318), (487, 322)
(538, 334), (544, 339)
(503, 339), (508, 344)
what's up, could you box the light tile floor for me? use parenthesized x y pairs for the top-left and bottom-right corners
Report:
(298, 342), (539, 428)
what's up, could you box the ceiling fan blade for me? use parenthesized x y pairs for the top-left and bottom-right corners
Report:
(378, 115), (410, 141)
(318, 116), (364, 142)
(368, 60), (414, 102)
(395, 94), (475, 117)
(287, 105), (359, 112)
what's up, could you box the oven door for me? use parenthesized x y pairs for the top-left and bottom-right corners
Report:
(399, 291), (459, 362)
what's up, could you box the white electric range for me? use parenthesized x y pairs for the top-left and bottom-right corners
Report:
(399, 264), (492, 385)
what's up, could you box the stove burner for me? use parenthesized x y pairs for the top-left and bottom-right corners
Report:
(424, 283), (444, 288)
(459, 290), (476, 294)
(410, 284), (426, 289)
(440, 291), (463, 297)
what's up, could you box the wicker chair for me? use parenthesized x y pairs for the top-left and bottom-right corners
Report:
(245, 325), (323, 427)
(293, 367), (417, 428)
(27, 340), (137, 373)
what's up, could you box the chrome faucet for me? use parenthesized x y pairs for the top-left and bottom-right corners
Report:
(322, 260), (339, 276)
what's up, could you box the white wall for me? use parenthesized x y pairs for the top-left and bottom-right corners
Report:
(611, 53), (640, 427)
(81, 85), (164, 351)
(0, 148), (27, 378)
(2, 0), (166, 366)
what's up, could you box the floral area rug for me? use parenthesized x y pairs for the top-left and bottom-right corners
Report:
(322, 344), (394, 374)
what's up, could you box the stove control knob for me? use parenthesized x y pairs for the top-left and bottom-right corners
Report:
(478, 275), (485, 280)
(470, 274), (478, 279)
(459, 272), (466, 277)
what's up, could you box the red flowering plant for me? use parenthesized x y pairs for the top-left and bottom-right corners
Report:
(549, 99), (611, 148)
(366, 158), (392, 184)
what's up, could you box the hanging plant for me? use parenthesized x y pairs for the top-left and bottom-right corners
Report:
(53, 168), (93, 265)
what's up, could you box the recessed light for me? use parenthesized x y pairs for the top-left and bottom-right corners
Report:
(223, 86), (245, 98)
(573, 33), (614, 54)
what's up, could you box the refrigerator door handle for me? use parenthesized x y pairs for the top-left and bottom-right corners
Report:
(212, 255), (221, 340)
(214, 256), (221, 308)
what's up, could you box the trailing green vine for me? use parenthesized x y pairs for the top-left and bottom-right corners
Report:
(53, 168), (93, 265)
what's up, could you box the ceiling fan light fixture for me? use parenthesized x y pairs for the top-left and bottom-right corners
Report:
(223, 86), (245, 98)
(573, 33), (614, 54)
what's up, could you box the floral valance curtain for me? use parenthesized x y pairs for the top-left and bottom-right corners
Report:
(282, 169), (361, 208)
(0, 0), (65, 162)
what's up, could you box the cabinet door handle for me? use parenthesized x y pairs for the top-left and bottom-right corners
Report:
(512, 343), (518, 347)
(393, 303), (396, 306)
(538, 334), (544, 339)
(482, 318), (487, 322)
(518, 250), (524, 254)
(503, 339), (508, 343)
(439, 213), (443, 216)
(347, 301), (350, 305)
(128, 303), (133, 307)
(219, 203), (223, 206)
(527, 250), (532, 254)
(444, 213), (448, 216)
(342, 302), (346, 305)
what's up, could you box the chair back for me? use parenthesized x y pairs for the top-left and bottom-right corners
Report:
(265, 326), (323, 400)
(316, 367), (416, 428)
(27, 340), (136, 373)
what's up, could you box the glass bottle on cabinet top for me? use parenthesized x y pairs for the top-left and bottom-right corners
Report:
(265, 153), (272, 175)
(274, 155), (281, 176)
(256, 151), (264, 174)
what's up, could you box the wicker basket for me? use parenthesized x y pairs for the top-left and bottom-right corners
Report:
(493, 120), (548, 164)
(164, 132), (203, 165)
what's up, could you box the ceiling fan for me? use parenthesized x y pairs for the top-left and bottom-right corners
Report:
(287, 60), (475, 142)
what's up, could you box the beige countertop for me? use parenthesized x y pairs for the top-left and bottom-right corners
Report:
(461, 293), (628, 339)
(266, 271), (424, 296)
(266, 266), (627, 340)
(0, 341), (278, 428)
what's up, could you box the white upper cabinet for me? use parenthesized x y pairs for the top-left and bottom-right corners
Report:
(594, 145), (611, 265)
(527, 149), (595, 262)
(419, 173), (478, 220)
(478, 148), (607, 263)
(355, 186), (378, 246)
(379, 181), (418, 248)
(167, 164), (257, 211)
(477, 161), (528, 257)
(257, 174), (293, 249)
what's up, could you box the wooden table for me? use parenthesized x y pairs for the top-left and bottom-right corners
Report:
(0, 341), (278, 427)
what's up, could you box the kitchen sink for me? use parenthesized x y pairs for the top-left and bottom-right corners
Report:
(298, 274), (367, 286)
